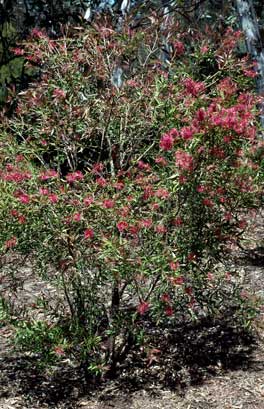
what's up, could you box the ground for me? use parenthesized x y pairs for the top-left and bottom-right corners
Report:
(0, 210), (263, 409)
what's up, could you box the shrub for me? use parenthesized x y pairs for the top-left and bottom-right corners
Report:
(0, 19), (263, 378)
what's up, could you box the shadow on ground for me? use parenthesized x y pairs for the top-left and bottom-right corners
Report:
(240, 246), (264, 268)
(0, 316), (260, 408)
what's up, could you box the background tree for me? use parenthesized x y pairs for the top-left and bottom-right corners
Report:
(236, 0), (264, 128)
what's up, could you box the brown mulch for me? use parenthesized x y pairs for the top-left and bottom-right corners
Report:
(0, 210), (263, 409)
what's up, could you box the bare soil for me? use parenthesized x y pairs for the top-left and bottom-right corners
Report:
(0, 210), (263, 409)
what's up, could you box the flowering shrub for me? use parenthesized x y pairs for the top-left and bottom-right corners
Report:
(0, 19), (263, 378)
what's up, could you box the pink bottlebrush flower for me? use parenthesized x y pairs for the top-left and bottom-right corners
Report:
(73, 213), (82, 222)
(66, 171), (84, 183)
(39, 169), (58, 180)
(185, 286), (193, 296)
(197, 146), (205, 154)
(140, 218), (153, 229)
(129, 224), (139, 235)
(245, 126), (256, 140)
(217, 77), (238, 97)
(196, 108), (206, 122)
(137, 301), (150, 315)
(151, 202), (160, 211)
(202, 198), (214, 207)
(75, 170), (84, 179)
(18, 215), (26, 224)
(224, 212), (232, 221)
(15, 155), (25, 163)
(161, 293), (171, 303)
(92, 162), (104, 174)
(83, 196), (94, 206)
(173, 40), (185, 56)
(18, 193), (30, 204)
(236, 149), (243, 157)
(39, 187), (49, 195)
(170, 276), (184, 286)
(146, 348), (161, 366)
(180, 126), (195, 140)
(207, 272), (214, 281)
(126, 195), (134, 202)
(10, 210), (19, 217)
(187, 253), (197, 262)
(210, 147), (225, 159)
(5, 236), (17, 249)
(69, 199), (80, 206)
(169, 128), (179, 138)
(165, 306), (174, 316)
(196, 185), (206, 193)
(120, 206), (130, 217)
(155, 188), (170, 199)
(200, 45), (209, 54)
(138, 160), (151, 171)
(183, 78), (205, 96)
(12, 47), (25, 56)
(48, 194), (58, 203)
(178, 174), (187, 184)
(103, 199), (115, 209)
(113, 181), (124, 190)
(64, 216), (71, 225)
(159, 133), (174, 151)
(175, 150), (194, 172)
(143, 185), (154, 200)
(223, 135), (233, 143)
(243, 69), (257, 78)
(155, 224), (167, 234)
(169, 261), (180, 271)
(6, 164), (14, 171)
(155, 156), (168, 166)
(240, 290), (249, 299)
(126, 79), (139, 87)
(172, 217), (183, 227)
(3, 171), (32, 183)
(52, 88), (66, 99)
(31, 28), (46, 39)
(117, 221), (129, 232)
(96, 177), (107, 187)
(84, 228), (94, 239)
(53, 346), (65, 356)
(225, 272), (231, 281)
(238, 220), (247, 229)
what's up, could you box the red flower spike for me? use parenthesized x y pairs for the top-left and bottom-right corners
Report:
(117, 221), (129, 232)
(165, 306), (174, 316)
(159, 133), (174, 151)
(137, 301), (150, 315)
(171, 276), (184, 286)
(5, 236), (17, 249)
(83, 196), (94, 206)
(175, 150), (194, 172)
(53, 346), (65, 356)
(161, 293), (171, 303)
(84, 228), (94, 239)
(169, 261), (180, 271)
(103, 199), (115, 209)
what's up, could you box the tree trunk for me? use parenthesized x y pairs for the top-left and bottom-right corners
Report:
(236, 0), (264, 128)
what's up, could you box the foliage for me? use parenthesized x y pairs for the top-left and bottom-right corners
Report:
(15, 320), (68, 363)
(0, 17), (263, 378)
(0, 296), (12, 326)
